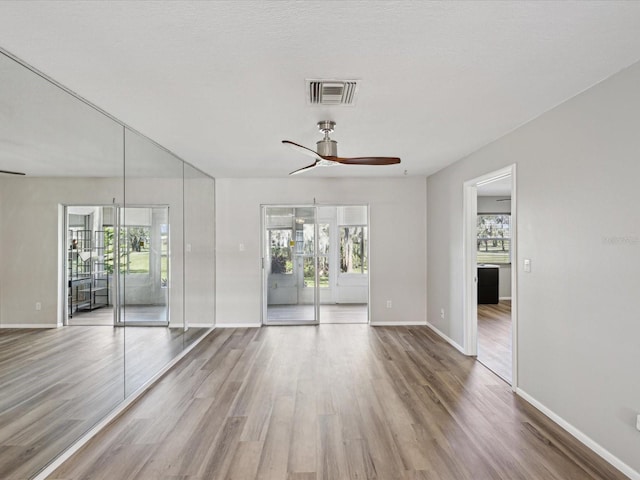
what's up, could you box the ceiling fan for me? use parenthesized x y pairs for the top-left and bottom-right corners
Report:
(282, 120), (400, 175)
(0, 169), (25, 176)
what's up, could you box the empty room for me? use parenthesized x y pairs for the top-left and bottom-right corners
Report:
(1, 2), (639, 479)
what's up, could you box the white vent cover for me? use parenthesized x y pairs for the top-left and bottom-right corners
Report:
(307, 79), (360, 106)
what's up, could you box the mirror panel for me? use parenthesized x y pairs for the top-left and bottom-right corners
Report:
(123, 128), (185, 396)
(0, 51), (125, 479)
(0, 49), (215, 478)
(184, 164), (216, 347)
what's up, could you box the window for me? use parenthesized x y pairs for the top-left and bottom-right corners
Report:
(340, 226), (367, 274)
(304, 223), (329, 288)
(269, 229), (293, 274)
(477, 214), (511, 264)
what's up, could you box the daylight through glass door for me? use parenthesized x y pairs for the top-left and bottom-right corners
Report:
(263, 205), (369, 325)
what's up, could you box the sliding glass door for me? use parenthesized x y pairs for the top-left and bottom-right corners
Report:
(262, 205), (370, 325)
(64, 205), (169, 327)
(263, 206), (318, 325)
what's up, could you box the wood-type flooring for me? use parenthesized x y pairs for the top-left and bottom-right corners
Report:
(48, 324), (626, 480)
(0, 325), (207, 480)
(477, 300), (512, 384)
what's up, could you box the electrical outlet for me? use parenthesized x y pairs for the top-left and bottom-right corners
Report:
(440, 308), (445, 319)
(239, 243), (245, 252)
(386, 300), (392, 308)
(35, 302), (41, 311)
(524, 258), (531, 273)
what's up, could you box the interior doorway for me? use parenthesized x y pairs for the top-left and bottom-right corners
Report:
(463, 165), (517, 387)
(64, 205), (170, 327)
(262, 205), (369, 325)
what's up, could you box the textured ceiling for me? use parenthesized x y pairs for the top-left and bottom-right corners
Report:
(1, 1), (640, 178)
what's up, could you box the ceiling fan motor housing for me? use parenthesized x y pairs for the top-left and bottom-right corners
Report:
(316, 139), (338, 156)
(316, 120), (338, 156)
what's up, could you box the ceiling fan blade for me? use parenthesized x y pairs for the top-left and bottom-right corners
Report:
(282, 140), (321, 159)
(289, 161), (319, 176)
(0, 169), (26, 175)
(325, 156), (401, 166)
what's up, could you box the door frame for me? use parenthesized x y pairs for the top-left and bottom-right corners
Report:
(463, 164), (518, 389)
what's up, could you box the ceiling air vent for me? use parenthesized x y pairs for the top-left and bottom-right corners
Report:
(307, 79), (360, 106)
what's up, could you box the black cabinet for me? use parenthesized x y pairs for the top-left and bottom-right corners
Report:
(477, 265), (499, 304)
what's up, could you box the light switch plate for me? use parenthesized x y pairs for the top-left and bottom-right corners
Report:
(524, 258), (531, 273)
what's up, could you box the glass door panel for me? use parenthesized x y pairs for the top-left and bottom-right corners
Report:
(119, 206), (170, 327)
(264, 206), (317, 324)
(319, 205), (370, 324)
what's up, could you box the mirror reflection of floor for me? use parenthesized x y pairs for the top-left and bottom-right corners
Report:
(477, 300), (512, 384)
(0, 325), (209, 480)
(266, 303), (368, 324)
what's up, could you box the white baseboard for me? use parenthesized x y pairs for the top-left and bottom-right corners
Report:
(0, 323), (58, 329)
(215, 322), (262, 328)
(370, 321), (427, 326)
(188, 323), (216, 328)
(516, 388), (639, 480)
(425, 321), (466, 355)
(33, 326), (215, 480)
(499, 296), (512, 300)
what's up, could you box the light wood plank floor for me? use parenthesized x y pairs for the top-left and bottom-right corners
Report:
(49, 324), (626, 480)
(0, 325), (207, 480)
(478, 300), (512, 384)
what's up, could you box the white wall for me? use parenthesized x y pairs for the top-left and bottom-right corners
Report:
(477, 195), (511, 214)
(427, 61), (640, 475)
(216, 177), (427, 326)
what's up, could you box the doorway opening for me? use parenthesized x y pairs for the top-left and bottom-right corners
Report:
(64, 205), (170, 327)
(463, 165), (517, 387)
(262, 205), (369, 325)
